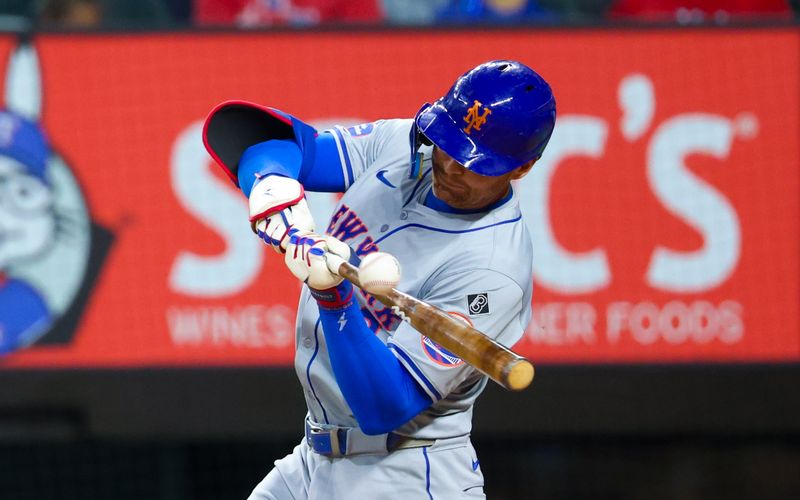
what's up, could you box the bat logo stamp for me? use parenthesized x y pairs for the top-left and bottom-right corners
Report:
(391, 305), (409, 323)
(467, 293), (489, 316)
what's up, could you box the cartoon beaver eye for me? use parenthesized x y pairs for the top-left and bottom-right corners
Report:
(5, 175), (51, 213)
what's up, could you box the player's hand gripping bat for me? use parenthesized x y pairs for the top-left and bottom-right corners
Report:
(323, 251), (535, 391)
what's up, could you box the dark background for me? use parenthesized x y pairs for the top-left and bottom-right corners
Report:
(1, 364), (798, 499)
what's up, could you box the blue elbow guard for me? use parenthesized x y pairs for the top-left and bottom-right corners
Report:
(237, 139), (302, 197)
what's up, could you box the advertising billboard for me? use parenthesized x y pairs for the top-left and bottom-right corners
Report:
(0, 29), (797, 367)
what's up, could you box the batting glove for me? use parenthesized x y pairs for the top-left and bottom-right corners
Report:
(249, 176), (315, 252)
(285, 230), (351, 291)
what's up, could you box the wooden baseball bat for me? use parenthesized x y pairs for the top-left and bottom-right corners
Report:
(325, 254), (535, 391)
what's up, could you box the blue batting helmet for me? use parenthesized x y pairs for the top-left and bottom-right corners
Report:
(414, 60), (556, 177)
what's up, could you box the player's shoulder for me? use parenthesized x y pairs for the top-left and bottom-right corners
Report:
(429, 208), (533, 294)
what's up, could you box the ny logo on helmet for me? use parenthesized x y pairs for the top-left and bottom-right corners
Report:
(463, 100), (491, 135)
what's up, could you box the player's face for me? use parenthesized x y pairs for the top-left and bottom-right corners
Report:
(431, 147), (533, 211)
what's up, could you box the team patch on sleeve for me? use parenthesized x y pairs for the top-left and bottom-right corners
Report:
(467, 293), (490, 316)
(421, 336), (464, 367)
(346, 123), (374, 137)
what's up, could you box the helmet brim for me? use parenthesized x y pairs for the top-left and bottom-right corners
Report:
(415, 101), (522, 177)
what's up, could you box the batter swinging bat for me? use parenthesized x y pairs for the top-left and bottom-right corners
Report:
(324, 252), (535, 391)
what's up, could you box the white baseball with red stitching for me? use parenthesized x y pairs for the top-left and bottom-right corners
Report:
(358, 252), (402, 295)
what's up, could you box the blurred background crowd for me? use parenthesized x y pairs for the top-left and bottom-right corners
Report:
(0, 0), (799, 30)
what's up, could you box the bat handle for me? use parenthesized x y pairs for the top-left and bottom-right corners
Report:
(324, 253), (349, 278)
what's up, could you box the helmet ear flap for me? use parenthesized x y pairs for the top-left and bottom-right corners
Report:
(419, 132), (433, 147)
(409, 104), (437, 179)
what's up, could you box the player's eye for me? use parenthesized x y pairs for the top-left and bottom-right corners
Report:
(6, 175), (50, 212)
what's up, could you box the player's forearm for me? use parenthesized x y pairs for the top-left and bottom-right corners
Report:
(313, 281), (432, 435)
(237, 133), (346, 197)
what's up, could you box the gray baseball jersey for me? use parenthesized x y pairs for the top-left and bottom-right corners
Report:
(294, 118), (534, 439)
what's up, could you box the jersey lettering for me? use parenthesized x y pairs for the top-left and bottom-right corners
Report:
(358, 288), (402, 331)
(359, 307), (381, 333)
(355, 237), (379, 257)
(331, 212), (368, 241)
(327, 204), (372, 243)
(372, 303), (402, 331)
(361, 288), (378, 307)
(326, 205), (350, 235)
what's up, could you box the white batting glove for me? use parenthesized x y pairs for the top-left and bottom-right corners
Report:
(250, 176), (315, 253)
(285, 230), (351, 290)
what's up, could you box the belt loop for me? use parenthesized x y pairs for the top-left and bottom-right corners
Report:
(337, 429), (348, 456)
(329, 429), (341, 457)
(386, 432), (401, 452)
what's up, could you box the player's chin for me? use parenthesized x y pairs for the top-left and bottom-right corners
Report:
(433, 183), (467, 206)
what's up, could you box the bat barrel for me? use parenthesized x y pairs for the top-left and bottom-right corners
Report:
(462, 334), (534, 391)
(416, 310), (535, 392)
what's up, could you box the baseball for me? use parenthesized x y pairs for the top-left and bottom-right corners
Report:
(358, 252), (401, 295)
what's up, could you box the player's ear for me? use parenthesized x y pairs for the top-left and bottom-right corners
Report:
(510, 159), (536, 180)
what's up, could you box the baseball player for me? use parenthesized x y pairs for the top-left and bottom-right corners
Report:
(203, 60), (556, 499)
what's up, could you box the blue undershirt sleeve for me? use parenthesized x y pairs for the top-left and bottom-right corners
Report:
(237, 132), (346, 197)
(311, 281), (433, 435)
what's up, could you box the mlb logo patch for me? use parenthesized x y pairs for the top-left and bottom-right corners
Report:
(467, 293), (489, 316)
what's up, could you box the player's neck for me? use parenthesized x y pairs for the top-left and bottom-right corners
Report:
(424, 186), (513, 214)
